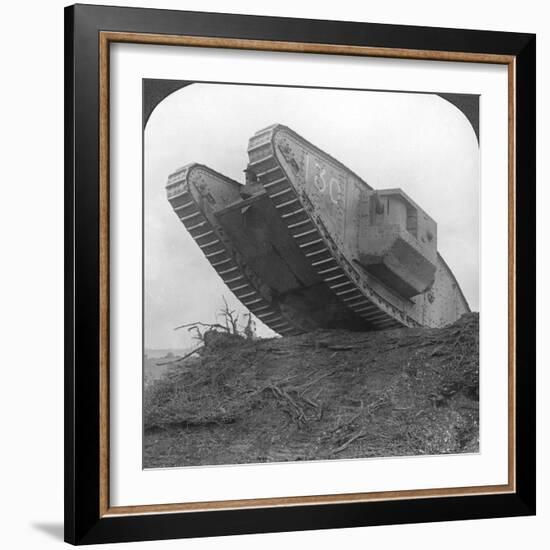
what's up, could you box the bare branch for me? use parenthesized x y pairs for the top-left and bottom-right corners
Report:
(156, 345), (204, 366)
(174, 322), (228, 332)
(219, 295), (239, 334)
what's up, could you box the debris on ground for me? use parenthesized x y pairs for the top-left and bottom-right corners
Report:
(144, 313), (479, 468)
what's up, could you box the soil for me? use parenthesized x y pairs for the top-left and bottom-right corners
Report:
(144, 313), (479, 468)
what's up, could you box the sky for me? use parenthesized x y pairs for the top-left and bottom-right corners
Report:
(144, 83), (479, 350)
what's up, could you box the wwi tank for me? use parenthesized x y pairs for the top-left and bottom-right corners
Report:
(166, 124), (470, 335)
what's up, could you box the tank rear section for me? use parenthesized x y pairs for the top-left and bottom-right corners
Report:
(166, 164), (305, 335)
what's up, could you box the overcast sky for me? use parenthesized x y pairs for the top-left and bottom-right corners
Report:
(144, 83), (479, 350)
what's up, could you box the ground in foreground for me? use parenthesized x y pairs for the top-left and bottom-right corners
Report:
(144, 313), (479, 468)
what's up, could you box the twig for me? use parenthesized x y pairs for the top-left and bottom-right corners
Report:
(327, 404), (364, 435)
(301, 395), (319, 409)
(311, 387), (324, 402)
(275, 372), (304, 386)
(328, 415), (343, 435)
(298, 369), (337, 396)
(331, 429), (368, 455)
(155, 358), (181, 366)
(328, 407), (364, 436)
(174, 322), (228, 332)
(156, 346), (203, 365)
(270, 385), (307, 422)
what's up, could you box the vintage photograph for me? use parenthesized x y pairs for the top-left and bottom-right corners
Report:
(143, 81), (480, 469)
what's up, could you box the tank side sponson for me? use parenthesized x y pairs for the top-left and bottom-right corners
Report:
(165, 163), (303, 335)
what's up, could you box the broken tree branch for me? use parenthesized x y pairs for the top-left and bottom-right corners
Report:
(155, 345), (204, 366)
(173, 322), (228, 332)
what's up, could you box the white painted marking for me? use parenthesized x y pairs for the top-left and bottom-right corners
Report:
(180, 211), (201, 222)
(187, 221), (207, 232)
(300, 239), (323, 249)
(275, 198), (299, 209)
(269, 188), (293, 199)
(293, 228), (317, 239)
(174, 200), (195, 211)
(199, 239), (221, 249)
(281, 208), (305, 219)
(205, 249), (226, 259)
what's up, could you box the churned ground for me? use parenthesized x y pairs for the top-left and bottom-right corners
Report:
(144, 313), (479, 468)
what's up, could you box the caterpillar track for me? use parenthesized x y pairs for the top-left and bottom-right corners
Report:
(166, 125), (470, 335)
(166, 165), (302, 336)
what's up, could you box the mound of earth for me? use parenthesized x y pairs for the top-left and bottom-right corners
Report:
(144, 313), (479, 468)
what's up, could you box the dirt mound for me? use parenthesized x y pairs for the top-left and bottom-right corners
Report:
(144, 313), (479, 468)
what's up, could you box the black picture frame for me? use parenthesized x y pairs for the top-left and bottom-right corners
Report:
(65, 3), (536, 545)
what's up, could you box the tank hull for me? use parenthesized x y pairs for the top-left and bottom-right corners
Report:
(166, 125), (470, 334)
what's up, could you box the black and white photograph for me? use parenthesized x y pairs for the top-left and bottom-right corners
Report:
(0, 0), (545, 546)
(143, 81), (480, 469)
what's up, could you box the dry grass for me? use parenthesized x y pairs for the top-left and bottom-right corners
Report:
(144, 314), (479, 468)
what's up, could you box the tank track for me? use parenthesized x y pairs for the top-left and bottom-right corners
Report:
(167, 164), (303, 336)
(247, 126), (410, 331)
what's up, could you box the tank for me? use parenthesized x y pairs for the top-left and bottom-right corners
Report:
(166, 124), (470, 335)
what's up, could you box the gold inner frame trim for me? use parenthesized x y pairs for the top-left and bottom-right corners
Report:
(98, 31), (516, 518)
